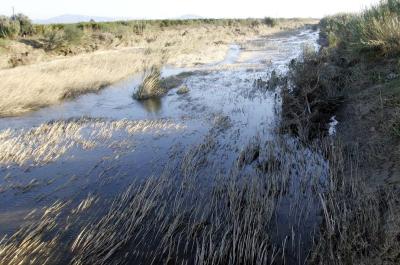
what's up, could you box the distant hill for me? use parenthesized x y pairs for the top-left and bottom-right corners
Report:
(33, 14), (125, 24)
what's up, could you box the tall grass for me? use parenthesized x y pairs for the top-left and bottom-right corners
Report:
(0, 135), (329, 264)
(320, 0), (400, 56)
(133, 65), (165, 100)
(309, 141), (400, 265)
(2, 133), (397, 264)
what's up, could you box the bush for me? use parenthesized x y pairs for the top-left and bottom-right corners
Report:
(0, 16), (20, 38)
(11, 13), (34, 36)
(281, 47), (345, 140)
(43, 29), (65, 50)
(263, 17), (277, 27)
(63, 25), (83, 44)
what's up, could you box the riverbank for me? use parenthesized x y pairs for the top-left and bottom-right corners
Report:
(280, 2), (400, 262)
(0, 19), (317, 117)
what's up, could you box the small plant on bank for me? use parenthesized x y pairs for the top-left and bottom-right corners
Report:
(133, 66), (165, 100)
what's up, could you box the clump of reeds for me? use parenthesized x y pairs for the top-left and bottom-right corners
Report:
(133, 65), (166, 100)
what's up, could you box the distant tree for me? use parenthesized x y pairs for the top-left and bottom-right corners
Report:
(90, 19), (95, 23)
(11, 13), (34, 36)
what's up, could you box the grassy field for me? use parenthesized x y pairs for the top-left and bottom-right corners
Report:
(0, 17), (317, 117)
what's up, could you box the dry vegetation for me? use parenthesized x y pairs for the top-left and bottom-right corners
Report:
(2, 132), (396, 265)
(0, 118), (185, 166)
(133, 65), (165, 100)
(279, 1), (400, 263)
(0, 18), (317, 117)
(0, 135), (329, 265)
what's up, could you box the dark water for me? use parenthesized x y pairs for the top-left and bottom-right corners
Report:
(0, 29), (325, 263)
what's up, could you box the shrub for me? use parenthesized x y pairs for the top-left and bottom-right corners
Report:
(0, 16), (20, 38)
(11, 13), (34, 36)
(43, 29), (65, 50)
(33, 24), (49, 35)
(282, 47), (345, 140)
(63, 25), (84, 44)
(263, 17), (277, 27)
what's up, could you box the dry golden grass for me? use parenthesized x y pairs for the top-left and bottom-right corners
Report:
(0, 19), (317, 117)
(0, 118), (186, 166)
(0, 201), (68, 265)
(0, 49), (161, 116)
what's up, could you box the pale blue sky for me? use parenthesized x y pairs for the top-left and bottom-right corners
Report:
(1, 0), (381, 19)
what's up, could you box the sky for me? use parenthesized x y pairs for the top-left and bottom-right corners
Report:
(0, 0), (381, 20)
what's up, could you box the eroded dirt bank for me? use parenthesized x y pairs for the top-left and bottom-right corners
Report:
(281, 26), (400, 264)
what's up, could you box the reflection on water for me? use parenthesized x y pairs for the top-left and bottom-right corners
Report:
(139, 98), (162, 113)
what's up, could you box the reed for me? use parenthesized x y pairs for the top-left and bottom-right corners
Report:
(133, 65), (165, 100)
(0, 118), (185, 166)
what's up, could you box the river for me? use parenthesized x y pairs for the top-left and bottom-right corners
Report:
(0, 28), (328, 265)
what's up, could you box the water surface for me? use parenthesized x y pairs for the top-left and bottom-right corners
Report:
(0, 28), (324, 264)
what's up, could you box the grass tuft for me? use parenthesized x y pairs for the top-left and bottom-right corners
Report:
(133, 65), (166, 100)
